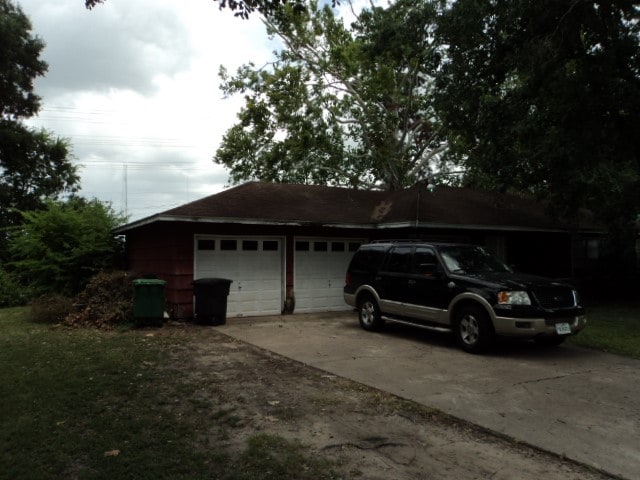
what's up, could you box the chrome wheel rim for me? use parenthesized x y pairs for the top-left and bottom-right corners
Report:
(460, 314), (479, 345)
(360, 301), (375, 326)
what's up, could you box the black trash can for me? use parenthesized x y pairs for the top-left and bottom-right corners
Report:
(133, 279), (166, 327)
(192, 278), (233, 325)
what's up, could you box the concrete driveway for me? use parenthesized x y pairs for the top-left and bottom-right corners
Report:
(218, 311), (640, 480)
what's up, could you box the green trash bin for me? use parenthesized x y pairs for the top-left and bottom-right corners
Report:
(133, 279), (166, 327)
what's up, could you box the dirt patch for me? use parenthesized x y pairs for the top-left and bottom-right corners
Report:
(157, 323), (614, 480)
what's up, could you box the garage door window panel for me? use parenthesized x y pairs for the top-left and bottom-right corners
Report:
(263, 240), (279, 251)
(221, 240), (237, 251)
(198, 239), (216, 250)
(314, 242), (328, 252)
(243, 240), (259, 251)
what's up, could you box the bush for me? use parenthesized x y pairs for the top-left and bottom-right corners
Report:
(64, 271), (136, 329)
(29, 294), (74, 323)
(8, 198), (126, 297)
(0, 268), (28, 307)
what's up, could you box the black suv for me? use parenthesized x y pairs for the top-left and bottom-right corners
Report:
(343, 241), (586, 353)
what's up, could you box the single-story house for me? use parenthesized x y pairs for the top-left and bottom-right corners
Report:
(114, 181), (602, 320)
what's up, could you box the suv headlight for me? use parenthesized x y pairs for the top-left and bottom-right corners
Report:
(497, 291), (531, 305)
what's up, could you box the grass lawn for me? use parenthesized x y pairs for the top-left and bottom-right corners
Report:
(1, 303), (638, 479)
(0, 307), (343, 480)
(568, 303), (640, 359)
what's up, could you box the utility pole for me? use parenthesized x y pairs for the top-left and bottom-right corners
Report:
(122, 163), (128, 217)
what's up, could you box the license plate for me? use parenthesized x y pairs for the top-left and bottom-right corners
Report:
(555, 322), (571, 335)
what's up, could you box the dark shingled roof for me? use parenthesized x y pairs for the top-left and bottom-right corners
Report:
(116, 181), (600, 233)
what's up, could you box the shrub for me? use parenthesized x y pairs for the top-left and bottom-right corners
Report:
(64, 271), (136, 329)
(29, 294), (74, 324)
(0, 268), (28, 307)
(8, 198), (126, 297)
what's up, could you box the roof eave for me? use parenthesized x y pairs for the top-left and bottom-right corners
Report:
(113, 215), (380, 233)
(114, 215), (604, 235)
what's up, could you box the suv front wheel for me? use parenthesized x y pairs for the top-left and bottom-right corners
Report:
(454, 305), (493, 353)
(358, 295), (384, 331)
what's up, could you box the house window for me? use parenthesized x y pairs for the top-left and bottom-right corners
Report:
(243, 240), (259, 251)
(348, 242), (361, 252)
(331, 242), (345, 252)
(314, 241), (328, 252)
(263, 240), (279, 251)
(198, 239), (216, 250)
(296, 241), (310, 251)
(220, 239), (237, 251)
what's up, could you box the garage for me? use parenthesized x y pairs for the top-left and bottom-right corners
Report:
(294, 238), (363, 313)
(116, 182), (593, 320)
(194, 236), (283, 317)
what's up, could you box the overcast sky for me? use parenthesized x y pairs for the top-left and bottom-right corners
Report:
(18, 0), (276, 221)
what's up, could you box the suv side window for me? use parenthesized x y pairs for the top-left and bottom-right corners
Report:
(381, 246), (413, 273)
(412, 247), (439, 276)
(350, 246), (387, 274)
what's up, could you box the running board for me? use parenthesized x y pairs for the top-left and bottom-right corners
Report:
(382, 316), (452, 333)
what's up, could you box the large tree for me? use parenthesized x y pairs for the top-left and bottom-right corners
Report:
(0, 0), (79, 259)
(216, 0), (446, 190)
(436, 0), (640, 260)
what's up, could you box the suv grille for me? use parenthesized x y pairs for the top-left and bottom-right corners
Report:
(532, 287), (575, 309)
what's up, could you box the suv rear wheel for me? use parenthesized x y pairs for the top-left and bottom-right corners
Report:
(358, 295), (384, 331)
(454, 305), (493, 353)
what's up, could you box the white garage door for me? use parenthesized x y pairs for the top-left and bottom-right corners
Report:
(194, 237), (283, 317)
(294, 238), (363, 313)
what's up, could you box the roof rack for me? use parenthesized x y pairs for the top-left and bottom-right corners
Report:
(370, 239), (427, 243)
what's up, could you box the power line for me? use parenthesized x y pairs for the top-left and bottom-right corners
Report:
(31, 106), (220, 149)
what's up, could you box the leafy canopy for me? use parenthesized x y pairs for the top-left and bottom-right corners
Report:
(216, 0), (446, 190)
(8, 198), (126, 297)
(1, 0), (79, 259)
(0, 0), (47, 119)
(435, 0), (640, 236)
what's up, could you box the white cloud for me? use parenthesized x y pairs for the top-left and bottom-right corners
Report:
(18, 0), (275, 221)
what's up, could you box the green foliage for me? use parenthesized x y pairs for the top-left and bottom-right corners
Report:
(8, 198), (126, 297)
(216, 0), (446, 190)
(29, 293), (74, 324)
(1, 1), (79, 260)
(0, 268), (26, 307)
(435, 0), (640, 242)
(0, 123), (79, 251)
(0, 0), (47, 119)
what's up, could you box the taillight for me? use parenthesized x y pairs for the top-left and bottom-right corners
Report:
(345, 272), (352, 286)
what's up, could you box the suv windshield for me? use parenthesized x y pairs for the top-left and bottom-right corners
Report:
(439, 246), (511, 274)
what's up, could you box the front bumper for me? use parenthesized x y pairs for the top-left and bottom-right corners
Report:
(493, 314), (587, 337)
